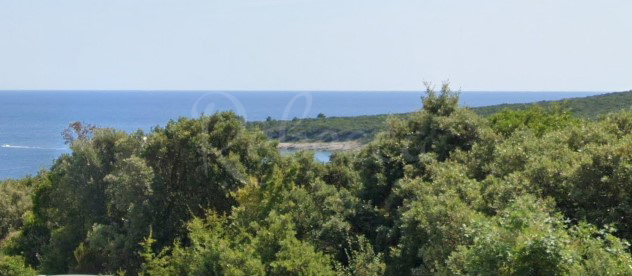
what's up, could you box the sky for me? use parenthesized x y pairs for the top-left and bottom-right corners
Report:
(0, 0), (630, 91)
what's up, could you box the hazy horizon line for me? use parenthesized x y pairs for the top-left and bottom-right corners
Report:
(0, 89), (617, 93)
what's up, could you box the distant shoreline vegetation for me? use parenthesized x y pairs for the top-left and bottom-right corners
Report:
(250, 89), (632, 144)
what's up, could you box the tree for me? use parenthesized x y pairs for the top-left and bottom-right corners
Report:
(11, 112), (281, 274)
(141, 212), (337, 275)
(446, 196), (632, 275)
(0, 178), (34, 241)
(488, 104), (578, 137)
(0, 254), (36, 276)
(62, 121), (96, 145)
(354, 83), (491, 207)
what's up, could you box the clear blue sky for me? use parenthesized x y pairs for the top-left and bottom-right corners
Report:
(1, 0), (630, 91)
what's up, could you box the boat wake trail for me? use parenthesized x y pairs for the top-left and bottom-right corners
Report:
(1, 144), (67, 150)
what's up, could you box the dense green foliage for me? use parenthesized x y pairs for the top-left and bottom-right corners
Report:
(0, 178), (33, 242)
(3, 86), (632, 275)
(0, 255), (36, 276)
(250, 90), (632, 143)
(475, 90), (632, 118)
(2, 113), (279, 274)
(487, 105), (579, 137)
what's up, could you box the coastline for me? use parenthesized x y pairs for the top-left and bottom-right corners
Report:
(277, 141), (363, 151)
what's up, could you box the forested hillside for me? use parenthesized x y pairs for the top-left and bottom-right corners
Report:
(475, 90), (632, 117)
(3, 85), (632, 274)
(251, 90), (632, 143)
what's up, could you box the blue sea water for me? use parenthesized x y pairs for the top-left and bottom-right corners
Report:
(0, 91), (603, 180)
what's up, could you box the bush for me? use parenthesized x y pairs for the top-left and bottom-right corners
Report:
(0, 178), (33, 241)
(0, 254), (36, 276)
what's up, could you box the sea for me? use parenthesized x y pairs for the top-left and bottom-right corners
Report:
(0, 91), (603, 180)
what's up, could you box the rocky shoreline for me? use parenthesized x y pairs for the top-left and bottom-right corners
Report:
(277, 141), (363, 151)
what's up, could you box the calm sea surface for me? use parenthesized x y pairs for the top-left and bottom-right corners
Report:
(0, 91), (602, 179)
